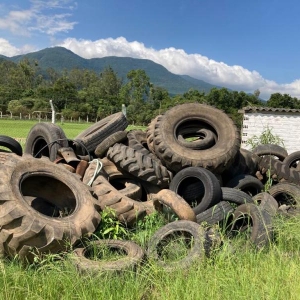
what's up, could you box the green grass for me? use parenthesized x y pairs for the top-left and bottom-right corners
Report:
(1, 120), (300, 299)
(1, 214), (300, 299)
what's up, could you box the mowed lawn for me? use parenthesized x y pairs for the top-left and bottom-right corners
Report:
(0, 119), (146, 142)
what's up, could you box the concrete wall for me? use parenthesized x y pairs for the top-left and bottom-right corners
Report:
(241, 112), (300, 154)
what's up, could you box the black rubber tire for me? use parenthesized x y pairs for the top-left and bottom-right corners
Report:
(0, 153), (101, 262)
(85, 160), (155, 226)
(25, 122), (68, 161)
(177, 127), (216, 150)
(196, 201), (234, 226)
(169, 166), (222, 215)
(221, 187), (254, 205)
(225, 174), (264, 197)
(107, 143), (173, 188)
(252, 144), (288, 161)
(127, 129), (160, 161)
(74, 112), (128, 154)
(282, 151), (300, 169)
(229, 203), (273, 249)
(0, 135), (23, 156)
(146, 115), (162, 154)
(71, 239), (144, 274)
(152, 103), (240, 173)
(94, 130), (128, 158)
(252, 192), (278, 216)
(268, 182), (300, 207)
(146, 220), (205, 271)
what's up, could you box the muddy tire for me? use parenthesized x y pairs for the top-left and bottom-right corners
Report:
(86, 160), (155, 226)
(107, 143), (173, 188)
(146, 220), (205, 271)
(152, 103), (240, 173)
(0, 153), (101, 262)
(152, 189), (196, 222)
(94, 130), (128, 158)
(169, 166), (222, 215)
(109, 178), (143, 200)
(74, 112), (128, 155)
(25, 122), (68, 161)
(71, 239), (144, 274)
(0, 135), (23, 156)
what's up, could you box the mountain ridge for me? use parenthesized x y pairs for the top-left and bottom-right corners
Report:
(2, 46), (223, 95)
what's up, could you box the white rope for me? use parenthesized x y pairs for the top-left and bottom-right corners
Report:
(87, 159), (103, 186)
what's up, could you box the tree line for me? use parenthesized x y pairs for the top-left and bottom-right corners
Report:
(0, 58), (299, 127)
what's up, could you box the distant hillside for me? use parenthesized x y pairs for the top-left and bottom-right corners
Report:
(3, 47), (222, 95)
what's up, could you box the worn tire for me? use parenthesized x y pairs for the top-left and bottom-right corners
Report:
(0, 153), (101, 262)
(196, 201), (234, 226)
(71, 239), (144, 274)
(25, 122), (68, 161)
(147, 220), (205, 271)
(94, 130), (128, 158)
(74, 112), (128, 154)
(230, 203), (273, 249)
(221, 187), (254, 205)
(282, 151), (300, 169)
(146, 115), (162, 154)
(177, 127), (216, 150)
(169, 167), (222, 215)
(152, 103), (240, 173)
(85, 160), (155, 226)
(109, 178), (143, 200)
(253, 192), (278, 216)
(252, 144), (288, 161)
(152, 189), (196, 222)
(107, 143), (173, 188)
(268, 182), (300, 207)
(0, 135), (23, 156)
(225, 174), (264, 197)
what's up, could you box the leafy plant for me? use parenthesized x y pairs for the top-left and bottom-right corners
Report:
(97, 208), (129, 240)
(246, 125), (285, 150)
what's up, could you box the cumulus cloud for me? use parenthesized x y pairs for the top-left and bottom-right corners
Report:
(0, 0), (77, 37)
(0, 38), (36, 56)
(60, 36), (300, 99)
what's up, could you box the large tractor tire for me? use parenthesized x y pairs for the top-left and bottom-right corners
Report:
(151, 103), (240, 173)
(0, 153), (101, 263)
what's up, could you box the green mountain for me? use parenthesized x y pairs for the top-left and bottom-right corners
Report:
(4, 47), (222, 95)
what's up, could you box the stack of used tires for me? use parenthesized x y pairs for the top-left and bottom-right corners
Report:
(0, 103), (297, 272)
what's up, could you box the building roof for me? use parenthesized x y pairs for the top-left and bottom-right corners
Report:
(238, 106), (300, 114)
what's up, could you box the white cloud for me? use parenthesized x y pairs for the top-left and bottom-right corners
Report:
(60, 37), (300, 99)
(0, 38), (36, 56)
(0, 0), (77, 37)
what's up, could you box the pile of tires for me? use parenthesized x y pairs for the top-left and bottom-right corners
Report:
(0, 103), (297, 272)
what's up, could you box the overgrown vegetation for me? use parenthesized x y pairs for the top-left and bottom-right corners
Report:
(246, 125), (285, 150)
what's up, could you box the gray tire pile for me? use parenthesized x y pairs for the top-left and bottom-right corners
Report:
(0, 102), (298, 273)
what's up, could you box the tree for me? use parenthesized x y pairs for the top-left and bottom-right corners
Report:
(267, 93), (298, 108)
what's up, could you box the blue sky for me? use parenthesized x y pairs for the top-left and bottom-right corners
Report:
(0, 0), (300, 99)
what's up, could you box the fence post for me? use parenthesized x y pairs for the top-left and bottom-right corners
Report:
(49, 99), (55, 124)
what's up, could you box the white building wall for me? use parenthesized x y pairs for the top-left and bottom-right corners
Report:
(241, 112), (300, 154)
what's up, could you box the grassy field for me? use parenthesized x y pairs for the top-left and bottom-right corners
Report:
(1, 119), (300, 299)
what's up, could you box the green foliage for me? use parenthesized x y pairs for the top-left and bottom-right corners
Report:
(96, 208), (128, 240)
(246, 125), (285, 150)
